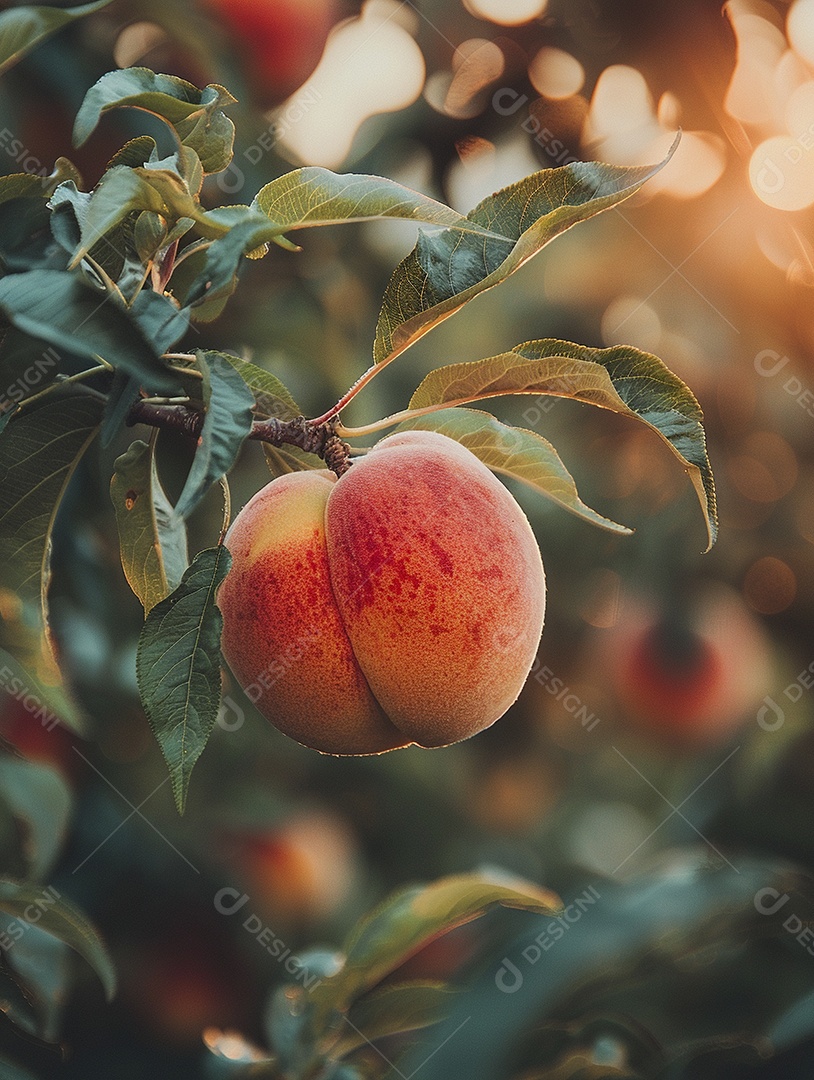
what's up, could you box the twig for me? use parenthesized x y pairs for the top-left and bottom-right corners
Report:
(126, 401), (353, 477)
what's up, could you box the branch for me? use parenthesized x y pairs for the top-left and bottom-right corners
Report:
(126, 399), (353, 477)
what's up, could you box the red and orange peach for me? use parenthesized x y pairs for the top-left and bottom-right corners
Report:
(219, 431), (546, 754)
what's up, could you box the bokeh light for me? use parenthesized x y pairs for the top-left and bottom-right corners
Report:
(463, 0), (548, 27)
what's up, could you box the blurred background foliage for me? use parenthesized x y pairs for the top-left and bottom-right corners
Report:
(0, 0), (813, 1075)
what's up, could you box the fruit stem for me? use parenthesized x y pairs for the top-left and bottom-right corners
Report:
(126, 401), (353, 477)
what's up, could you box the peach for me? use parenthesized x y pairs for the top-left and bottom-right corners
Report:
(219, 431), (546, 754)
(591, 587), (772, 748)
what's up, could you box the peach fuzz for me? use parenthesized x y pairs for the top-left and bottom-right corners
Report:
(219, 430), (546, 754)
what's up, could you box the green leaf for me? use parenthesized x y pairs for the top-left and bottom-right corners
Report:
(0, 1), (113, 77)
(216, 353), (300, 420)
(181, 216), (279, 308)
(406, 338), (717, 549)
(0, 880), (115, 1000)
(0, 757), (70, 881)
(175, 92), (236, 175)
(1, 920), (71, 1042)
(168, 246), (236, 322)
(0, 394), (102, 611)
(311, 873), (561, 1023)
(128, 289), (189, 355)
(0, 394), (100, 735)
(110, 440), (189, 614)
(252, 168), (505, 236)
(73, 69), (236, 174)
(136, 545), (232, 814)
(394, 408), (631, 534)
(174, 351), (255, 519)
(337, 982), (456, 1055)
(133, 211), (168, 263)
(374, 146), (677, 367)
(64, 166), (166, 268)
(0, 270), (178, 392)
(100, 370), (138, 447)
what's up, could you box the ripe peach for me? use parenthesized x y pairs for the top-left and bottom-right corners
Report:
(219, 431), (546, 754)
(592, 587), (772, 748)
(204, 0), (338, 105)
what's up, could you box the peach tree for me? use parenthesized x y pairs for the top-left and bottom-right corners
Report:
(0, 1), (723, 1069)
(0, 67), (718, 790)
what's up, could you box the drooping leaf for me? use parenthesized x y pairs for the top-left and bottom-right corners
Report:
(0, 0), (112, 77)
(0, 270), (178, 392)
(252, 168), (505, 237)
(410, 857), (814, 1080)
(0, 757), (70, 881)
(136, 545), (232, 813)
(110, 440), (188, 614)
(0, 394), (102, 611)
(0, 880), (115, 1000)
(405, 338), (717, 549)
(174, 351), (255, 519)
(374, 147), (677, 367)
(311, 873), (561, 1024)
(394, 408), (631, 534)
(0, 395), (100, 734)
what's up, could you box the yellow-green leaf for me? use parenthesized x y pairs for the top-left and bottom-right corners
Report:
(406, 338), (717, 550)
(394, 408), (631, 534)
(311, 873), (561, 1024)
